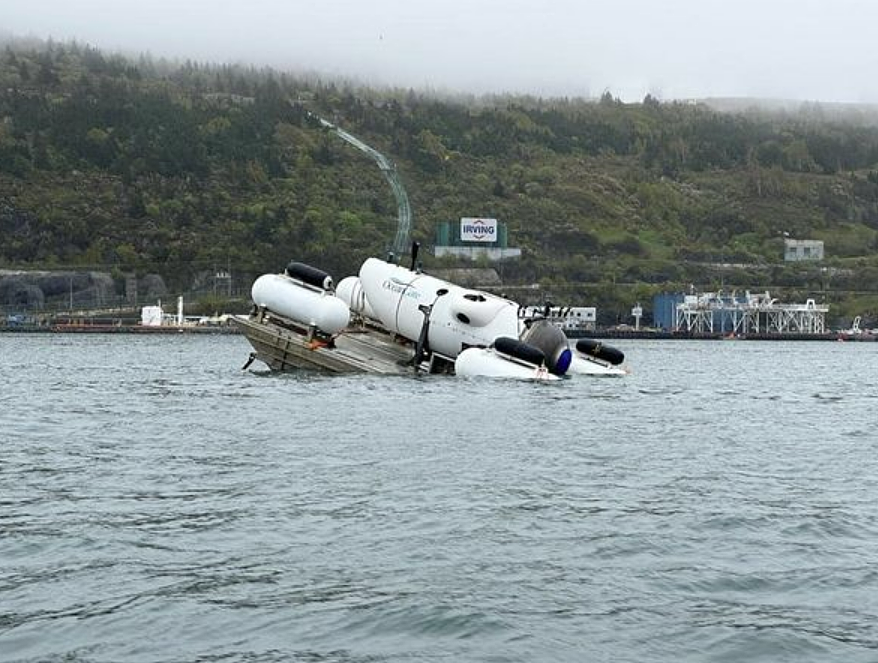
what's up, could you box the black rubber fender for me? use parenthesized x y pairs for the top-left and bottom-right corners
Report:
(576, 338), (625, 365)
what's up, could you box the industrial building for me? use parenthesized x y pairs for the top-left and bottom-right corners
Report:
(653, 290), (829, 336)
(784, 239), (824, 262)
(433, 218), (522, 261)
(521, 305), (597, 333)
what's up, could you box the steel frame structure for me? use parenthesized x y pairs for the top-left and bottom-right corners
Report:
(675, 291), (828, 335)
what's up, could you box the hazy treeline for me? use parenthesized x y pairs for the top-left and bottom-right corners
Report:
(2, 39), (878, 319)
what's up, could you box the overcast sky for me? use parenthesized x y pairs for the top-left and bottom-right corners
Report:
(3, 0), (877, 102)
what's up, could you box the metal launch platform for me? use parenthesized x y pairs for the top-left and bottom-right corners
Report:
(233, 307), (414, 374)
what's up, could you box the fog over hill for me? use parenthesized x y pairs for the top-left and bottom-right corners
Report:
(2, 0), (877, 103)
(703, 98), (878, 125)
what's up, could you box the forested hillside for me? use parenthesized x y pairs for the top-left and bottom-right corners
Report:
(3, 40), (878, 320)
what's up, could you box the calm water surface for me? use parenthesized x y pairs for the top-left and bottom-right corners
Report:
(1, 333), (877, 662)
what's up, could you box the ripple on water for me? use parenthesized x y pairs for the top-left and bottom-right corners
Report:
(2, 335), (878, 662)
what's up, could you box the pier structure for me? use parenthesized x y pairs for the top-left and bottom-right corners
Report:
(675, 291), (828, 336)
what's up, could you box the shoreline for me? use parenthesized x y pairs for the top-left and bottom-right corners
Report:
(571, 329), (876, 342)
(0, 324), (240, 334)
(2, 324), (874, 341)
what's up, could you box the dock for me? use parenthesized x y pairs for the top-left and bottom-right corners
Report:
(570, 329), (844, 341)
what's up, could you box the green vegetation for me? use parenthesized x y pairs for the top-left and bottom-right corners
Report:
(3, 39), (878, 324)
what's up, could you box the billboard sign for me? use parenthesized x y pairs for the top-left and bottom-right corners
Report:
(460, 217), (497, 243)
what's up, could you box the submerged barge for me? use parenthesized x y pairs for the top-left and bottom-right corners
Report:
(234, 308), (412, 374)
(234, 252), (627, 379)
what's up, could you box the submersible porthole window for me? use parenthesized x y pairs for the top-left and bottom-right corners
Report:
(463, 293), (486, 302)
(457, 313), (471, 324)
(437, 288), (449, 296)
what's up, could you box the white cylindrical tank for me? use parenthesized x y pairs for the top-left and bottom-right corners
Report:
(252, 273), (350, 334)
(455, 347), (559, 380)
(335, 276), (377, 320)
(358, 258), (520, 358)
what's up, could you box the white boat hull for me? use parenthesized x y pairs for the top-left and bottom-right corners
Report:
(455, 347), (559, 380)
(568, 352), (627, 376)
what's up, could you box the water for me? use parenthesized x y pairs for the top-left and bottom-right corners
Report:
(2, 333), (878, 662)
